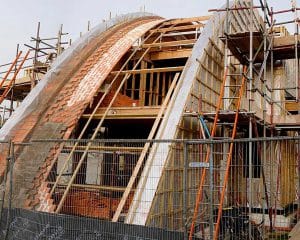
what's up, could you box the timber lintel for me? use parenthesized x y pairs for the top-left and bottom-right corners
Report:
(285, 101), (300, 112)
(273, 114), (300, 126)
(82, 106), (162, 119)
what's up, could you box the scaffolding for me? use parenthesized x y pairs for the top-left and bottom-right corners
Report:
(0, 22), (69, 126)
(0, 1), (300, 240)
(188, 0), (300, 239)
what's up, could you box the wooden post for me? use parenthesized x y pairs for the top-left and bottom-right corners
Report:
(139, 61), (146, 106)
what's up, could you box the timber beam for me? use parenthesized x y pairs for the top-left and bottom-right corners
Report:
(273, 35), (300, 48)
(163, 16), (211, 25)
(150, 49), (192, 60)
(81, 106), (162, 119)
(110, 66), (184, 75)
(63, 145), (144, 152)
(273, 114), (300, 126)
(48, 182), (136, 192)
(285, 101), (300, 112)
(131, 49), (192, 61)
(141, 39), (196, 48)
(150, 23), (204, 33)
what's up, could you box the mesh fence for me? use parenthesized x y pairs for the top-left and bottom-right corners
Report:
(0, 137), (299, 239)
(186, 137), (300, 240)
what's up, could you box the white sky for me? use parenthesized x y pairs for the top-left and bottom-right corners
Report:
(0, 0), (299, 66)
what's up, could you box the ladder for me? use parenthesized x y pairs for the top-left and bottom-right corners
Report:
(189, 65), (247, 240)
(0, 51), (30, 105)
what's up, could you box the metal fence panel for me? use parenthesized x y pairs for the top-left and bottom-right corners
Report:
(0, 137), (299, 239)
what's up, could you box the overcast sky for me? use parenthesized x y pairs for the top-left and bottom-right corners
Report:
(0, 0), (298, 66)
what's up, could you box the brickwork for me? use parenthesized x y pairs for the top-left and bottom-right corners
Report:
(57, 191), (134, 219)
(16, 17), (162, 211)
(100, 91), (139, 107)
(44, 20), (160, 128)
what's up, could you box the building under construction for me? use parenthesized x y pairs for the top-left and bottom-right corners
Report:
(0, 0), (300, 239)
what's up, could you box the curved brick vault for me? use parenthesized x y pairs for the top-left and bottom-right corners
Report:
(0, 14), (164, 209)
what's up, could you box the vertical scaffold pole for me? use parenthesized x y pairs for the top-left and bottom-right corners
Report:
(293, 0), (299, 102)
(183, 142), (188, 240)
(248, 0), (254, 237)
(263, 0), (270, 232)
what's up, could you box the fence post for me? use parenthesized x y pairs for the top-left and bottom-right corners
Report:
(5, 140), (15, 240)
(209, 142), (214, 239)
(297, 137), (300, 220)
(183, 141), (188, 240)
(8, 141), (14, 212)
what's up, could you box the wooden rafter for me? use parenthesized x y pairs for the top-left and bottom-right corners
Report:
(150, 23), (204, 33)
(110, 66), (184, 75)
(164, 16), (211, 25)
(141, 39), (196, 48)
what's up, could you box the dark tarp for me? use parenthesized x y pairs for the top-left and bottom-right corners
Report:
(0, 208), (184, 240)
